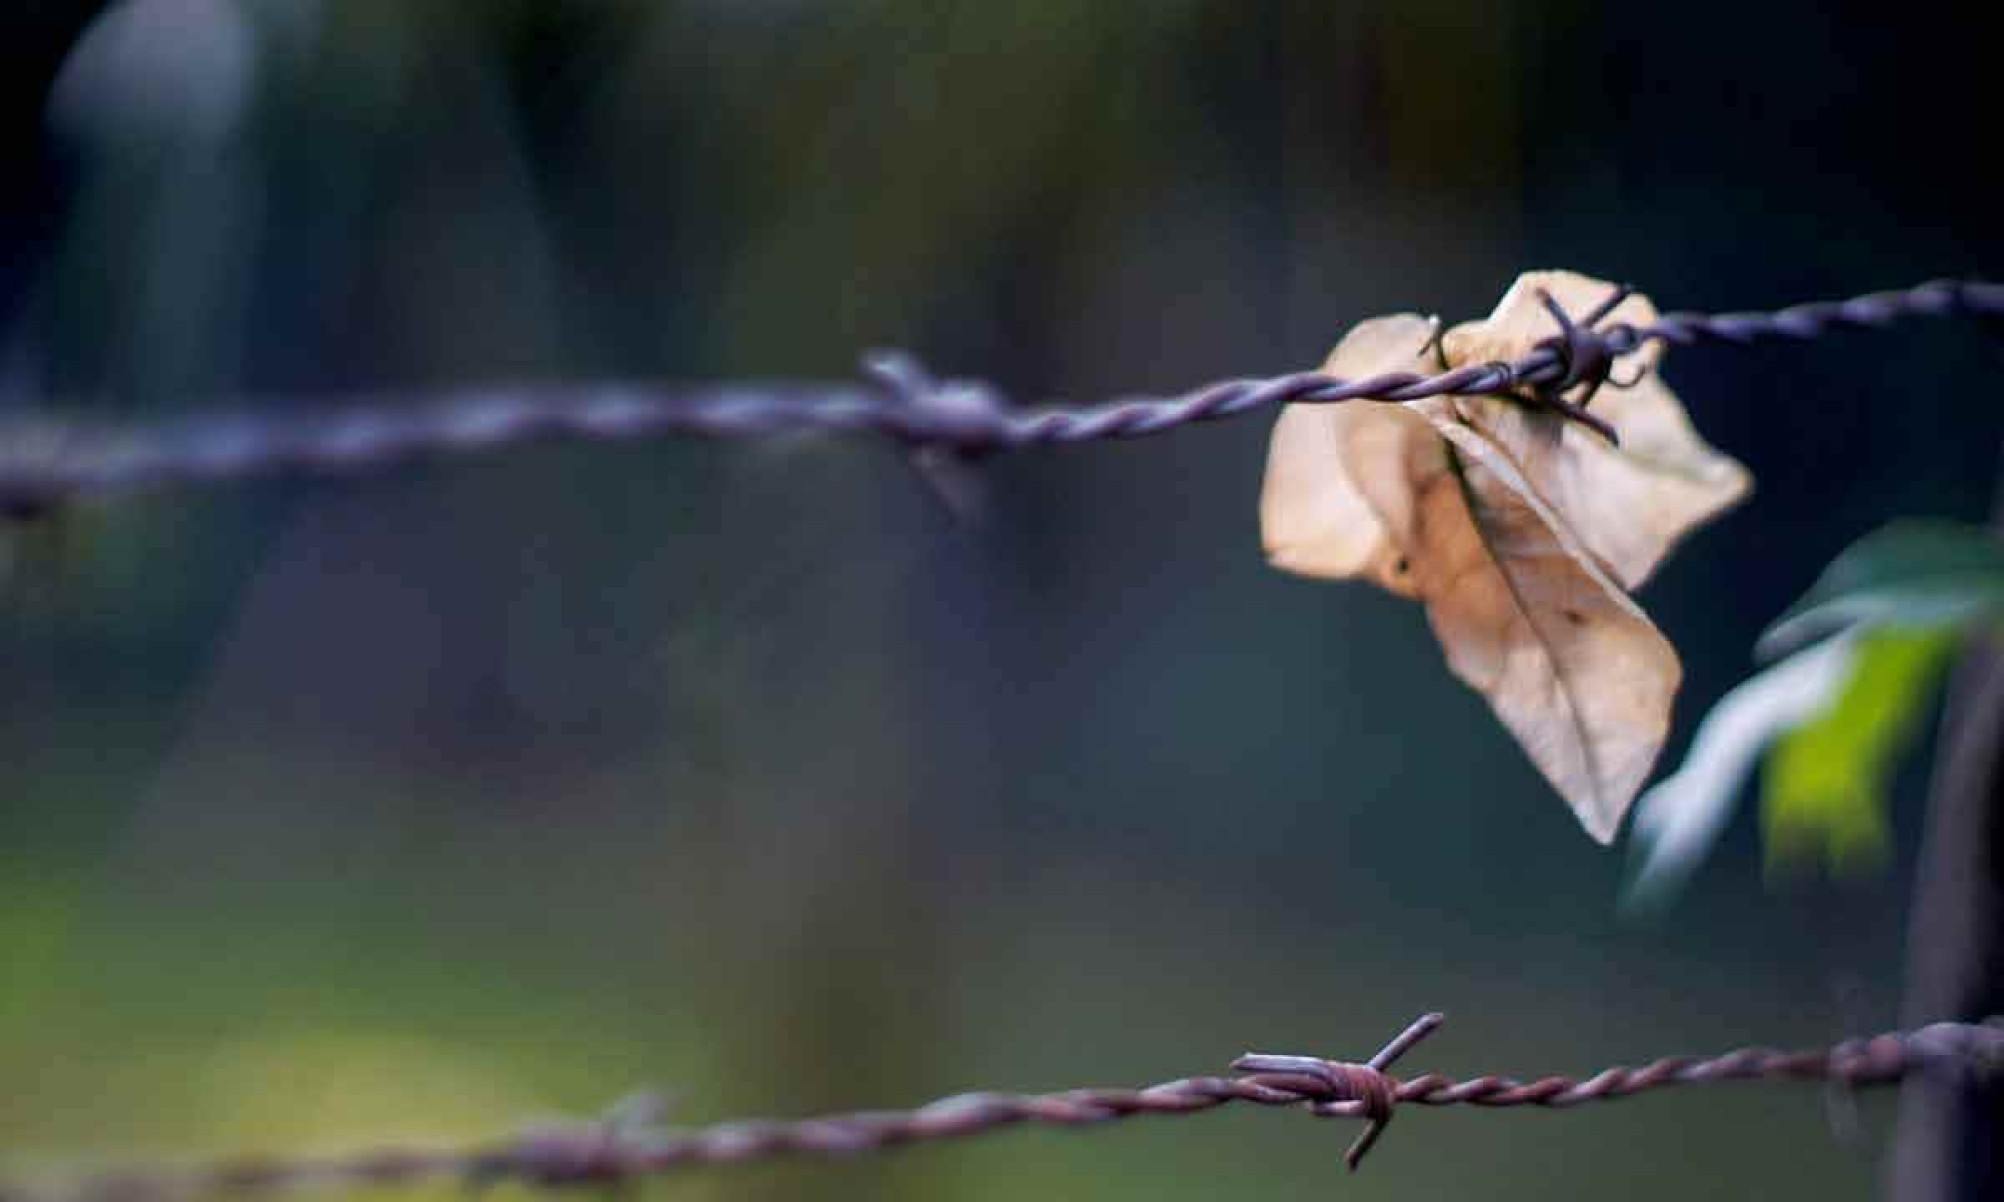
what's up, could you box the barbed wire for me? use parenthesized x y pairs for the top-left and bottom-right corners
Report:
(0, 278), (1997, 511)
(4, 1016), (1998, 1202)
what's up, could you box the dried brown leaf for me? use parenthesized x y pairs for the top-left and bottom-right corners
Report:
(1438, 270), (1750, 587)
(1440, 269), (1665, 374)
(1421, 415), (1681, 842)
(1259, 278), (1733, 841)
(1259, 315), (1444, 597)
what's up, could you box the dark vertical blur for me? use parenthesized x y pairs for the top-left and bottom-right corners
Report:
(2, 3), (1998, 1199)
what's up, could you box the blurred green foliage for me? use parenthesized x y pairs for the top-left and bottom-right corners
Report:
(1763, 626), (1955, 876)
(1754, 520), (2004, 878)
(1634, 521), (2003, 901)
(1761, 520), (2004, 656)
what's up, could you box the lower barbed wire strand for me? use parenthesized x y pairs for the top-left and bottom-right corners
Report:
(4, 1019), (1998, 1202)
(0, 279), (1999, 506)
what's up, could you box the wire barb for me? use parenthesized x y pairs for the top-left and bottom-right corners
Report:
(2, 1018), (1999, 1202)
(0, 279), (1999, 510)
(1232, 1011), (1444, 1168)
(1521, 284), (1632, 444)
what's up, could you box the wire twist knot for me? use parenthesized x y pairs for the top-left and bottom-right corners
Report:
(1305, 1062), (1398, 1135)
(1520, 283), (1656, 444)
(1231, 1012), (1444, 1170)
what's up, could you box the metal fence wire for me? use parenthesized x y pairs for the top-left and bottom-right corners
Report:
(2, 1016), (1998, 1202)
(0, 278), (1998, 510)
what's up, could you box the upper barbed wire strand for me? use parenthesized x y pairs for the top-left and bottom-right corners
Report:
(0, 278), (1999, 508)
(2, 1019), (1998, 1202)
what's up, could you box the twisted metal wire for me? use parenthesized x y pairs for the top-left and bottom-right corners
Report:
(0, 279), (1997, 509)
(4, 1017), (1997, 1202)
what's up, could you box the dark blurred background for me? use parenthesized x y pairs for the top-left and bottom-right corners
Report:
(2, 3), (1999, 1199)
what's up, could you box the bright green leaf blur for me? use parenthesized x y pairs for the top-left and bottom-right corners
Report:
(1759, 626), (1956, 876)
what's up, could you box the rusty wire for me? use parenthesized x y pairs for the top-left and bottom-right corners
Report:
(3, 1016), (1998, 1202)
(0, 278), (1997, 511)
